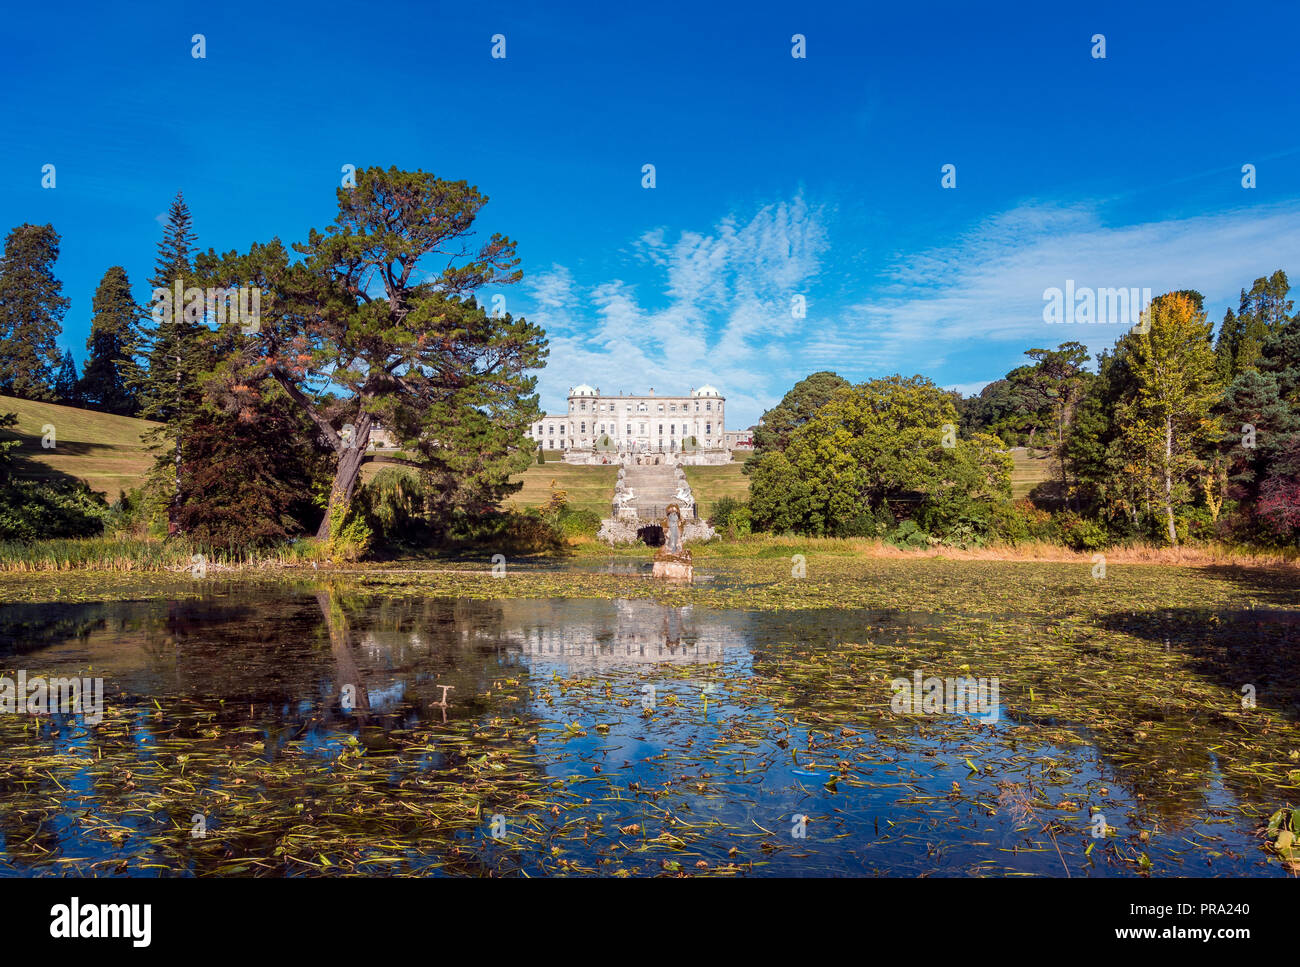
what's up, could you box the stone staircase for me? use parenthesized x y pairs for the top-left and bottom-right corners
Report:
(621, 464), (683, 519)
(599, 461), (715, 545)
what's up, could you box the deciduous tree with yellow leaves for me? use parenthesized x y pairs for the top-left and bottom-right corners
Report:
(1118, 293), (1222, 544)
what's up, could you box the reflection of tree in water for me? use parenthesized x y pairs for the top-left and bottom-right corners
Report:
(0, 588), (561, 875)
(0, 602), (112, 656)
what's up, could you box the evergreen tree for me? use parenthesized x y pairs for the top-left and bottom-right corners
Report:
(1217, 369), (1298, 516)
(53, 349), (80, 404)
(1217, 271), (1294, 377)
(199, 167), (546, 544)
(80, 266), (143, 415)
(0, 223), (69, 400)
(140, 191), (202, 417)
(1214, 307), (1241, 381)
(174, 382), (327, 550)
(139, 192), (208, 531)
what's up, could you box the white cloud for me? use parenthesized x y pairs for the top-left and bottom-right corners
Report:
(523, 193), (828, 427)
(522, 196), (1300, 422)
(847, 199), (1300, 381)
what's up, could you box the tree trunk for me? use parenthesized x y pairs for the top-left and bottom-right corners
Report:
(315, 414), (373, 540)
(1163, 414), (1177, 545)
(169, 347), (183, 535)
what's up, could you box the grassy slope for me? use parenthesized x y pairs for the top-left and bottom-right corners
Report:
(0, 394), (1049, 516)
(503, 462), (619, 517)
(502, 456), (756, 520)
(683, 462), (751, 519)
(1010, 446), (1053, 499)
(0, 395), (159, 498)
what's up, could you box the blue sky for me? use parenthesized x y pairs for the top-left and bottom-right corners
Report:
(4, 0), (1300, 428)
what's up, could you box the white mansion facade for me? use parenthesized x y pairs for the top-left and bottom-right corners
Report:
(527, 384), (726, 453)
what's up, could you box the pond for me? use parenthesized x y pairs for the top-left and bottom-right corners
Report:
(0, 579), (1295, 877)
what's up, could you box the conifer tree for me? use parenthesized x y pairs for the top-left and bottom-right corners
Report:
(139, 192), (208, 531)
(80, 266), (143, 415)
(0, 223), (69, 400)
(53, 349), (80, 404)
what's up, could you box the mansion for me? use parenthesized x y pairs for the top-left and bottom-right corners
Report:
(527, 385), (727, 454)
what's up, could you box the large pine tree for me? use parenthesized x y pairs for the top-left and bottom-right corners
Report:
(0, 223), (69, 400)
(140, 192), (202, 418)
(139, 192), (208, 531)
(81, 266), (143, 415)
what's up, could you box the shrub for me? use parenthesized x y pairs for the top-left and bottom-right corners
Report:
(1176, 504), (1218, 544)
(709, 496), (753, 538)
(329, 507), (374, 561)
(0, 480), (110, 543)
(888, 519), (933, 548)
(989, 500), (1052, 545)
(558, 508), (601, 537)
(1053, 512), (1109, 551)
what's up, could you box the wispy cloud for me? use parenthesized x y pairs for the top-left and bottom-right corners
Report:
(845, 200), (1300, 378)
(523, 193), (829, 427)
(522, 196), (1300, 427)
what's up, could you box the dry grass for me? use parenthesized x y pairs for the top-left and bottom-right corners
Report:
(686, 533), (1300, 569)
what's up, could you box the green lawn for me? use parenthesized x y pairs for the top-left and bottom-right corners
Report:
(683, 461), (750, 519)
(0, 395), (159, 498)
(503, 462), (619, 517)
(1010, 447), (1054, 499)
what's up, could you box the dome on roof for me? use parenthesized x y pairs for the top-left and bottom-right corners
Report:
(569, 384), (598, 397)
(692, 385), (721, 398)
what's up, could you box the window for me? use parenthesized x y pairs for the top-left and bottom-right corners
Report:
(548, 425), (554, 435)
(658, 424), (663, 434)
(626, 424), (631, 435)
(706, 401), (712, 411)
(658, 404), (664, 413)
(581, 422), (586, 433)
(670, 424), (675, 434)
(706, 422), (712, 434)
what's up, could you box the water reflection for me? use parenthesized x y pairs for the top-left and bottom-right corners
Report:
(0, 586), (1290, 877)
(499, 599), (749, 673)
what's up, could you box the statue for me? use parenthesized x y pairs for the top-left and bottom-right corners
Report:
(665, 505), (682, 554)
(652, 502), (692, 580)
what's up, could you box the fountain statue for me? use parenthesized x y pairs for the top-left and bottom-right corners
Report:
(652, 502), (693, 581)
